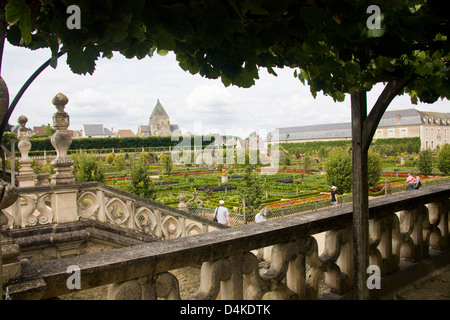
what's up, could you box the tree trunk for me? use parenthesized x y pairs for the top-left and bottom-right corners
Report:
(0, 0), (6, 299)
(351, 91), (369, 300)
(351, 78), (412, 300)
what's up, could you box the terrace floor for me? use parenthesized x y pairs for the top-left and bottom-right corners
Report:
(383, 264), (450, 300)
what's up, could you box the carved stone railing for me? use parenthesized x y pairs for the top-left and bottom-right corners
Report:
(2, 182), (223, 239)
(4, 183), (449, 300)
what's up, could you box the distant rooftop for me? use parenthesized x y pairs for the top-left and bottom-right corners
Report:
(271, 108), (450, 142)
(83, 124), (113, 137)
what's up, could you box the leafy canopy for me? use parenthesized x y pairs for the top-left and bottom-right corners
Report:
(4, 0), (450, 104)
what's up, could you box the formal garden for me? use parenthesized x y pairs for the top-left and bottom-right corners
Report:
(3, 135), (449, 224)
(11, 136), (446, 224)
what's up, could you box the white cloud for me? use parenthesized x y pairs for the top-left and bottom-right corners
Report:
(2, 42), (449, 138)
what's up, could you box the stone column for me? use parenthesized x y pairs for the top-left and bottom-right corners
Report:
(16, 115), (36, 187)
(50, 93), (74, 185)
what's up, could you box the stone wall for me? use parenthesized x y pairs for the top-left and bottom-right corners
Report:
(3, 183), (448, 300)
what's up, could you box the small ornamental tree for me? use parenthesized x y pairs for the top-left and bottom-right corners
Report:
(128, 155), (156, 200)
(367, 150), (382, 188)
(437, 144), (450, 176)
(324, 148), (352, 194)
(417, 149), (434, 176)
(160, 152), (173, 175)
(71, 151), (105, 183)
(241, 165), (263, 209)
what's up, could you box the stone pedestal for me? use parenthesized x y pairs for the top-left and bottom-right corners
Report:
(17, 115), (37, 187)
(221, 175), (228, 184)
(51, 188), (78, 223)
(50, 93), (74, 184)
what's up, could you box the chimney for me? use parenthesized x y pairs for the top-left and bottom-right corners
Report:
(396, 114), (401, 123)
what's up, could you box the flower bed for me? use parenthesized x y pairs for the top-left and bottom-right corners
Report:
(155, 181), (179, 185)
(197, 186), (238, 192)
(276, 178), (294, 183)
(266, 194), (331, 209)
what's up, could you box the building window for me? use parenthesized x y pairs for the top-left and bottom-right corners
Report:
(401, 129), (407, 137)
(388, 129), (394, 138)
(376, 130), (382, 138)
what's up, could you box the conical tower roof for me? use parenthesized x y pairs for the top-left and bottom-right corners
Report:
(149, 99), (169, 124)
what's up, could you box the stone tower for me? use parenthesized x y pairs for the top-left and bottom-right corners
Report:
(149, 99), (172, 136)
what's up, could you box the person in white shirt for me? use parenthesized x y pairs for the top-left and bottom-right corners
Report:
(214, 200), (231, 226)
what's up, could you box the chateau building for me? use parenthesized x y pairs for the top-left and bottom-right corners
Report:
(271, 108), (450, 150)
(137, 99), (181, 137)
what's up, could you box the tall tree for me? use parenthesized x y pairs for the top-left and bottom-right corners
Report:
(2, 0), (449, 299)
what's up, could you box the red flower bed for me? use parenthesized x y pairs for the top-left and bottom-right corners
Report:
(267, 194), (331, 209)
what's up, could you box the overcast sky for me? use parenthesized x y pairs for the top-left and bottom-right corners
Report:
(2, 42), (449, 138)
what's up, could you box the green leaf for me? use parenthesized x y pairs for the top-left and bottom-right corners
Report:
(5, 0), (27, 25)
(48, 37), (60, 69)
(66, 44), (100, 75)
(6, 0), (32, 44)
(157, 49), (169, 56)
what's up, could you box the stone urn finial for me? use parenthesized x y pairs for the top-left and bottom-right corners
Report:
(177, 194), (188, 212)
(17, 114), (27, 127)
(50, 93), (74, 184)
(17, 114), (36, 186)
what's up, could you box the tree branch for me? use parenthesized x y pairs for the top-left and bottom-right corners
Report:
(362, 77), (414, 152)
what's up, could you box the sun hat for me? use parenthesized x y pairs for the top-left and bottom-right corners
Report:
(219, 200), (225, 205)
(331, 186), (337, 189)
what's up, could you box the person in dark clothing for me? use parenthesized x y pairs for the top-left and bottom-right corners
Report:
(415, 175), (422, 189)
(331, 186), (338, 207)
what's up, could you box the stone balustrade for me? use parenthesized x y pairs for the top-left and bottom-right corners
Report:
(2, 182), (223, 239)
(3, 183), (449, 300)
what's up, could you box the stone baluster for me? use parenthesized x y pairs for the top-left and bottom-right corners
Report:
(50, 93), (74, 185)
(397, 205), (428, 262)
(319, 228), (353, 294)
(244, 241), (301, 300)
(16, 115), (36, 187)
(369, 213), (400, 275)
(189, 258), (233, 300)
(425, 200), (449, 250)
(107, 272), (180, 300)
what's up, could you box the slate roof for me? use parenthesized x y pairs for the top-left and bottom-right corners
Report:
(149, 99), (169, 125)
(271, 109), (450, 142)
(272, 122), (351, 141)
(83, 124), (113, 137)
